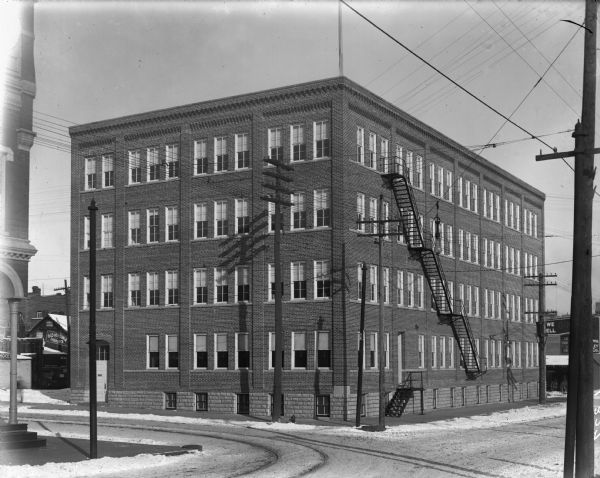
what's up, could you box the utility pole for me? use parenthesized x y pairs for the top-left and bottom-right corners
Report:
(88, 199), (98, 459)
(54, 280), (71, 386)
(355, 263), (367, 428)
(524, 272), (557, 404)
(536, 1), (596, 475)
(262, 157), (293, 422)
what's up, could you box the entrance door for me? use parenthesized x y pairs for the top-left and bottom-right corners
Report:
(96, 360), (107, 402)
(397, 333), (404, 384)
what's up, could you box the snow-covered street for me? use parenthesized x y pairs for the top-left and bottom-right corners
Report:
(1, 390), (594, 477)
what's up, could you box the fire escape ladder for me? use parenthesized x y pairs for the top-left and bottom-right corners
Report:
(383, 168), (484, 379)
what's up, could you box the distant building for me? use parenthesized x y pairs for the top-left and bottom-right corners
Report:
(70, 77), (545, 418)
(0, 0), (37, 336)
(26, 286), (68, 330)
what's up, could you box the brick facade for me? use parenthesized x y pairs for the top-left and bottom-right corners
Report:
(69, 77), (544, 419)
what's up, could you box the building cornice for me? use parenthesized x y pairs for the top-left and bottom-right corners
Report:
(0, 236), (37, 262)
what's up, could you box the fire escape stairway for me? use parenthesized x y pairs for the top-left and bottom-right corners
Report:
(383, 170), (484, 379)
(385, 380), (414, 417)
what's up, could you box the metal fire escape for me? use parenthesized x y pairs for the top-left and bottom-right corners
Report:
(382, 163), (484, 380)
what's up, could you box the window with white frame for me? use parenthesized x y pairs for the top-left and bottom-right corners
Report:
(268, 332), (284, 369)
(194, 139), (208, 175)
(101, 214), (113, 248)
(414, 154), (423, 189)
(194, 268), (208, 304)
(368, 133), (377, 168)
(83, 216), (90, 250)
(194, 203), (208, 239)
(405, 150), (414, 184)
(381, 138), (389, 172)
(215, 333), (228, 369)
(147, 147), (160, 181)
(383, 267), (390, 303)
(356, 193), (365, 232)
(444, 169), (453, 202)
(147, 208), (159, 243)
(214, 200), (228, 237)
(236, 333), (249, 369)
(147, 271), (160, 306)
(101, 274), (113, 308)
(215, 268), (228, 303)
(128, 273), (141, 307)
(292, 332), (307, 368)
(215, 136), (228, 172)
(166, 144), (179, 179)
(128, 210), (141, 245)
(431, 336), (437, 368)
(396, 270), (404, 306)
(236, 266), (250, 302)
(128, 150), (141, 184)
(194, 334), (208, 368)
(291, 262), (306, 300)
(314, 189), (330, 228)
(291, 124), (306, 161)
(235, 199), (249, 235)
(83, 276), (90, 310)
(314, 121), (330, 159)
(166, 206), (179, 241)
(291, 192), (306, 229)
(407, 272), (414, 307)
(439, 336), (446, 368)
(85, 157), (97, 190)
(268, 128), (283, 161)
(147, 335), (159, 369)
(317, 331), (331, 368)
(368, 332), (377, 368)
(314, 260), (331, 299)
(418, 335), (425, 368)
(395, 144), (403, 173)
(166, 270), (179, 305)
(383, 201), (390, 238)
(235, 133), (249, 169)
(369, 265), (377, 302)
(166, 335), (178, 369)
(356, 127), (364, 164)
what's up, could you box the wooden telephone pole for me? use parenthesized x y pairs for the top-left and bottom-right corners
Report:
(536, 1), (596, 474)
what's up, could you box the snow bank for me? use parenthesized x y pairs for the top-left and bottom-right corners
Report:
(0, 388), (68, 405)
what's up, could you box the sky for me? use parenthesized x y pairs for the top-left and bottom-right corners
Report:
(14, 0), (600, 314)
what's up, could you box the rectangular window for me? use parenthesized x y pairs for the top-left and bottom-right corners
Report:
(406, 150), (414, 185)
(147, 208), (159, 243)
(236, 266), (250, 302)
(147, 147), (160, 181)
(292, 332), (307, 368)
(368, 197), (378, 234)
(83, 276), (90, 310)
(369, 265), (377, 302)
(314, 260), (331, 299)
(100, 154), (113, 188)
(291, 192), (306, 229)
(416, 274), (424, 308)
(381, 138), (389, 173)
(194, 139), (208, 175)
(414, 155), (423, 189)
(194, 203), (208, 239)
(317, 331), (331, 368)
(356, 193), (366, 232)
(444, 169), (453, 201)
(166, 144), (179, 179)
(314, 121), (330, 159)
(235, 199), (249, 235)
(128, 211), (141, 245)
(369, 332), (377, 368)
(215, 136), (228, 172)
(291, 262), (306, 299)
(236, 332), (250, 369)
(166, 270), (179, 305)
(101, 214), (114, 248)
(316, 395), (330, 417)
(215, 333), (228, 369)
(166, 206), (179, 241)
(396, 270), (404, 306)
(383, 267), (390, 303)
(166, 335), (178, 369)
(147, 271), (160, 306)
(368, 132), (377, 169)
(194, 268), (208, 304)
(215, 268), (229, 303)
(83, 216), (90, 250)
(291, 125), (306, 162)
(195, 334), (208, 369)
(431, 336), (437, 368)
(268, 128), (283, 161)
(214, 200), (228, 237)
(101, 274), (113, 308)
(269, 331), (284, 369)
(356, 127), (364, 164)
(196, 392), (208, 411)
(85, 157), (97, 190)
(407, 272), (414, 307)
(418, 334), (425, 368)
(314, 189), (330, 228)
(128, 150), (141, 184)
(128, 273), (141, 307)
(235, 133), (249, 169)
(147, 335), (159, 369)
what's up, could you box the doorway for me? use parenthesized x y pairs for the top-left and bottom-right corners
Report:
(96, 342), (109, 402)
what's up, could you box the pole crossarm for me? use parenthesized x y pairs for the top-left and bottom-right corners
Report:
(536, 147), (600, 161)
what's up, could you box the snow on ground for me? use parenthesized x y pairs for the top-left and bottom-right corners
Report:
(0, 388), (68, 405)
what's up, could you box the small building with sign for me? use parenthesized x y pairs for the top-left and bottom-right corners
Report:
(26, 314), (69, 389)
